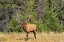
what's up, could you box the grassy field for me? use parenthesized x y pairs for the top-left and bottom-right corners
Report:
(0, 32), (64, 42)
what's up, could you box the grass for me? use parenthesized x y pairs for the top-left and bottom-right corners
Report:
(0, 32), (64, 42)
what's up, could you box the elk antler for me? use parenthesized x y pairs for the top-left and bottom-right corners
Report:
(15, 9), (21, 23)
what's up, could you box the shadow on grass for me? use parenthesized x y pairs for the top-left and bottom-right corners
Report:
(16, 38), (34, 41)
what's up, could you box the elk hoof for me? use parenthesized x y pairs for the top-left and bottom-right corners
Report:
(25, 38), (28, 41)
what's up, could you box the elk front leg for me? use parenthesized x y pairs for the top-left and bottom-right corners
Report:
(26, 33), (28, 41)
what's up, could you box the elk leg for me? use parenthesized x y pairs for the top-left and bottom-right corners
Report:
(26, 33), (28, 41)
(33, 31), (36, 39)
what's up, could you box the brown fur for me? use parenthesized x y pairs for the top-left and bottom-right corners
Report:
(20, 22), (36, 41)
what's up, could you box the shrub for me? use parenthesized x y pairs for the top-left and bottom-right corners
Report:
(9, 19), (23, 32)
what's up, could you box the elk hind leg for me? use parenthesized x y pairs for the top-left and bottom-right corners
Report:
(33, 31), (36, 39)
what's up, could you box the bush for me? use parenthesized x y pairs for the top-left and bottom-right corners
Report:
(43, 7), (62, 32)
(36, 21), (44, 32)
(9, 19), (23, 32)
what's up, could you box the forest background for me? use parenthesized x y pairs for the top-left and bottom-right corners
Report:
(0, 0), (64, 33)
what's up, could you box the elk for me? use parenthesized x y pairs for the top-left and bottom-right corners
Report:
(16, 13), (37, 41)
(19, 22), (36, 41)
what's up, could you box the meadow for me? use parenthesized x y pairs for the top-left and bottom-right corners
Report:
(0, 32), (64, 42)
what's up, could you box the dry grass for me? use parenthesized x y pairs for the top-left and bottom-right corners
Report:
(0, 32), (64, 42)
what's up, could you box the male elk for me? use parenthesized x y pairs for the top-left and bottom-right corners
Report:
(16, 13), (36, 41)
(19, 22), (36, 41)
